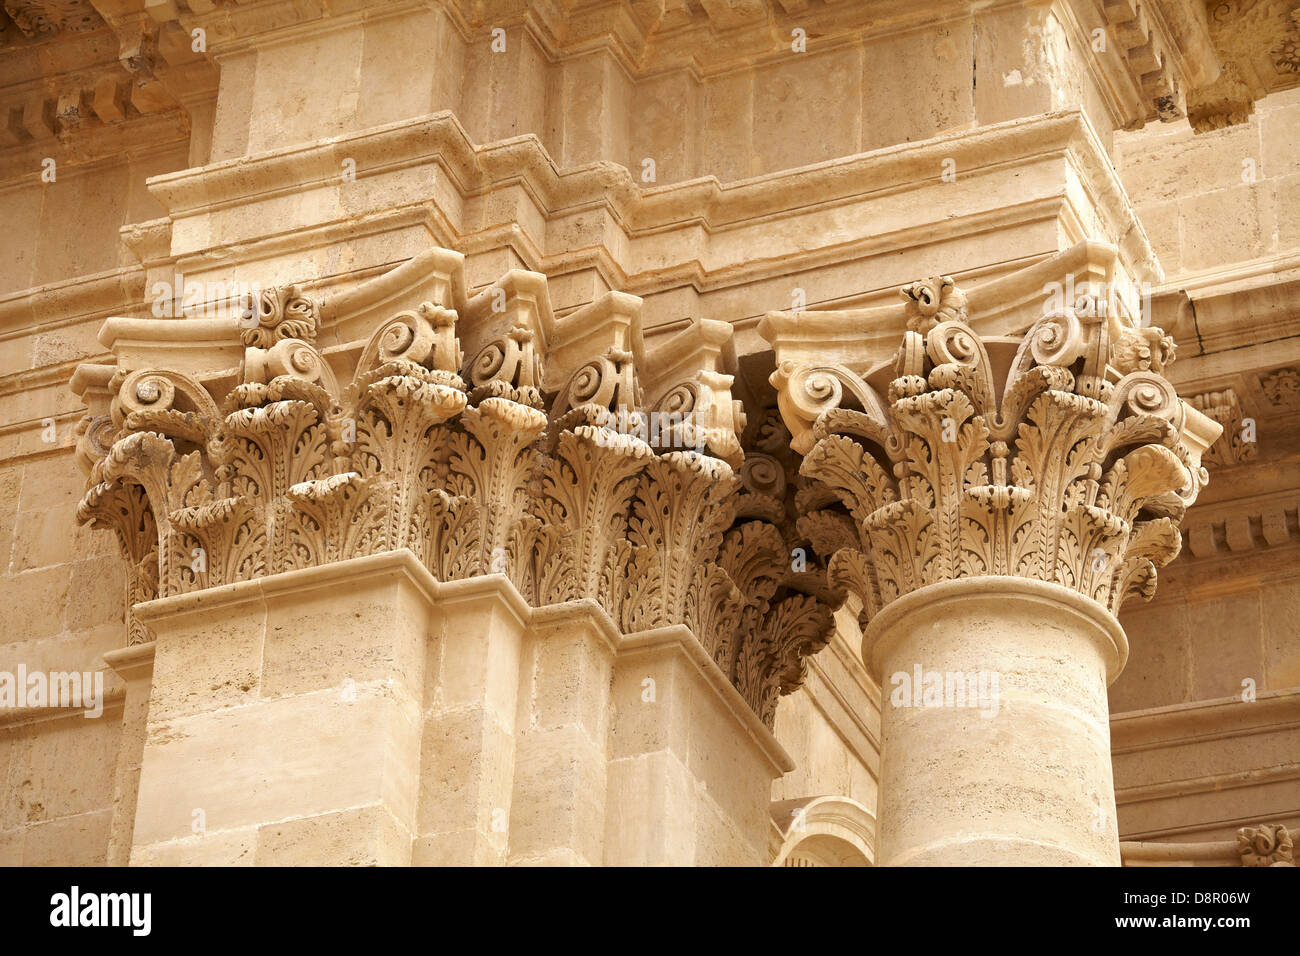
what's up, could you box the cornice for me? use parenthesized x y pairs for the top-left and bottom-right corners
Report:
(121, 108), (1157, 332)
(1060, 0), (1221, 129)
(144, 109), (1140, 240)
(1185, 0), (1300, 131)
(141, 0), (998, 82)
(1112, 686), (1300, 750)
(0, 0), (217, 176)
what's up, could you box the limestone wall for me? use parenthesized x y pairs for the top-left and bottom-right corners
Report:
(1108, 86), (1300, 842)
(1115, 86), (1300, 277)
(1, 0), (1296, 866)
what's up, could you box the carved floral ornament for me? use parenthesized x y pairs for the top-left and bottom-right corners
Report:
(760, 274), (1222, 637)
(1187, 388), (1258, 467)
(72, 251), (836, 728)
(1238, 823), (1295, 866)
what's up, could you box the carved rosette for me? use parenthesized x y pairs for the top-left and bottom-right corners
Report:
(1237, 824), (1295, 866)
(764, 278), (1222, 637)
(73, 257), (834, 726)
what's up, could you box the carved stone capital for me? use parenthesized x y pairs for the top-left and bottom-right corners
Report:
(72, 248), (832, 728)
(762, 272), (1222, 630)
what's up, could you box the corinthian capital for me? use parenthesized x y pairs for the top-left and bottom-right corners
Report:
(71, 247), (835, 728)
(761, 271), (1222, 626)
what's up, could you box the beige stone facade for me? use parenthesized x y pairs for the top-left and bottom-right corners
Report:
(0, 0), (1296, 867)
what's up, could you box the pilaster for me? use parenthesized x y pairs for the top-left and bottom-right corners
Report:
(71, 245), (808, 865)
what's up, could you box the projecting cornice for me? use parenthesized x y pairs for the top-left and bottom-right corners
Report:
(101, 0), (991, 78)
(140, 109), (1135, 236)
(1186, 0), (1300, 131)
(0, 0), (217, 171)
(3, 0), (1292, 180)
(121, 108), (1159, 328)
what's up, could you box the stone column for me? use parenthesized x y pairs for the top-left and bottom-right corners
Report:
(763, 273), (1221, 866)
(868, 577), (1126, 865)
(129, 552), (431, 865)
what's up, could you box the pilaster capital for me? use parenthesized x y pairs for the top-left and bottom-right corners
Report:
(71, 246), (834, 728)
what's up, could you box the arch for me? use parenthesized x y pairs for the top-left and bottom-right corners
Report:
(770, 795), (876, 867)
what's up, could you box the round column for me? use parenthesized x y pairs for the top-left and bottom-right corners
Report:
(866, 576), (1127, 867)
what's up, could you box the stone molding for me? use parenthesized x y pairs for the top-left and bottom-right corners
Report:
(1121, 824), (1297, 866)
(768, 795), (875, 867)
(1111, 688), (1300, 845)
(865, 575), (1129, 682)
(71, 247), (837, 728)
(130, 110), (1159, 308)
(1070, 0), (1220, 127)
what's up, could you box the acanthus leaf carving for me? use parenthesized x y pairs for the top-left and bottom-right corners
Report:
(765, 275), (1222, 636)
(75, 257), (835, 729)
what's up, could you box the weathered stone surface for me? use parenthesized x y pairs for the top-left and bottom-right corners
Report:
(0, 0), (1295, 868)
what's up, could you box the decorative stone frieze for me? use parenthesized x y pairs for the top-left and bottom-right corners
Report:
(1187, 388), (1259, 467)
(73, 248), (834, 728)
